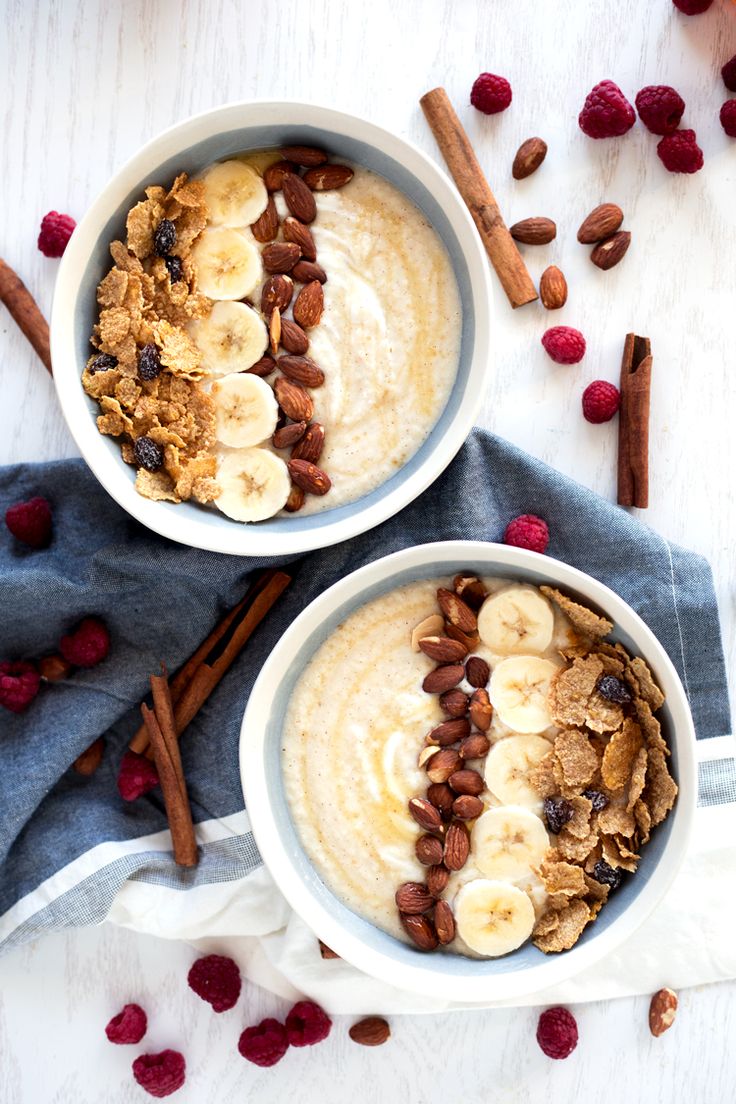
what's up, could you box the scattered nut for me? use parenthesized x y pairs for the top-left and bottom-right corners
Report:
(512, 137), (548, 180)
(577, 202), (624, 244)
(349, 1016), (391, 1046)
(539, 265), (568, 310)
(509, 217), (557, 245)
(591, 230), (631, 271)
(649, 988), (678, 1037)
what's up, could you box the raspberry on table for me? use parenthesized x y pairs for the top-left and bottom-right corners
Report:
(672, 0), (712, 12)
(37, 211), (76, 257)
(187, 954), (242, 1012)
(285, 1000), (332, 1047)
(657, 129), (704, 173)
(722, 55), (736, 93)
(503, 515), (549, 554)
(470, 72), (512, 115)
(578, 80), (635, 139)
(720, 101), (736, 138)
(238, 1018), (289, 1066)
(5, 496), (52, 548)
(536, 1007), (579, 1059)
(59, 617), (110, 667)
(132, 1050), (186, 1098)
(117, 750), (160, 801)
(635, 85), (685, 135)
(582, 380), (620, 423)
(105, 1003), (148, 1044)
(541, 326), (586, 365)
(0, 661), (41, 714)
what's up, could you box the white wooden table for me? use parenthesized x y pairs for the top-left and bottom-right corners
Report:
(1, 0), (734, 1100)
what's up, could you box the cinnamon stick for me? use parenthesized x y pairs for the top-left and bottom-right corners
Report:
(142, 678), (198, 868)
(0, 258), (52, 374)
(419, 87), (538, 310)
(617, 333), (652, 508)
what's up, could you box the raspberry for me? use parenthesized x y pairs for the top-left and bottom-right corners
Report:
(105, 1003), (148, 1044)
(117, 750), (160, 801)
(132, 1050), (186, 1098)
(5, 496), (52, 548)
(635, 85), (685, 135)
(134, 436), (164, 472)
(582, 380), (620, 423)
(238, 1018), (289, 1067)
(536, 1007), (579, 1059)
(672, 0), (712, 12)
(470, 72), (512, 115)
(59, 617), (110, 667)
(37, 211), (76, 257)
(187, 954), (242, 1012)
(503, 514), (549, 554)
(541, 326), (586, 365)
(0, 661), (41, 714)
(722, 55), (736, 93)
(657, 129), (703, 173)
(578, 80), (635, 139)
(720, 100), (736, 138)
(543, 796), (574, 835)
(285, 1000), (332, 1047)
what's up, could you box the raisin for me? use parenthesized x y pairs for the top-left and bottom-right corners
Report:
(138, 343), (161, 381)
(154, 218), (177, 257)
(133, 436), (164, 472)
(597, 675), (632, 704)
(543, 796), (574, 835)
(90, 353), (117, 373)
(582, 789), (609, 812)
(592, 859), (622, 890)
(165, 254), (183, 283)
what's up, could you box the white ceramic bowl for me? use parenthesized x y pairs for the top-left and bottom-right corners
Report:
(50, 101), (492, 556)
(241, 541), (696, 1002)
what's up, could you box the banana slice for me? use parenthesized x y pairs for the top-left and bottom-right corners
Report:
(215, 448), (291, 522)
(484, 734), (553, 810)
(473, 805), (549, 881)
(190, 301), (268, 378)
(454, 879), (535, 957)
(477, 586), (554, 655)
(200, 159), (269, 227)
(211, 374), (278, 447)
(488, 656), (558, 733)
(190, 227), (262, 300)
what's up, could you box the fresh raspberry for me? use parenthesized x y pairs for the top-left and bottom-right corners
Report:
(37, 211), (76, 258)
(285, 1000), (332, 1047)
(470, 72), (512, 115)
(187, 954), (242, 1012)
(635, 85), (685, 135)
(582, 380), (621, 423)
(105, 1003), (148, 1044)
(238, 1018), (289, 1067)
(541, 326), (586, 365)
(132, 1050), (186, 1098)
(5, 496), (52, 548)
(59, 617), (110, 667)
(503, 515), (549, 554)
(117, 750), (160, 801)
(578, 80), (635, 139)
(672, 0), (712, 13)
(537, 1007), (578, 1059)
(657, 129), (704, 173)
(720, 100), (736, 138)
(0, 661), (41, 714)
(722, 55), (736, 93)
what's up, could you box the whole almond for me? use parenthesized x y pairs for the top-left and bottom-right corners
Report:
(73, 736), (105, 776)
(427, 863), (450, 896)
(269, 306), (281, 354)
(453, 575), (487, 609)
(418, 635), (467, 663)
(395, 882), (433, 914)
(263, 159), (296, 192)
(246, 353), (276, 377)
(261, 274), (293, 317)
(262, 241), (301, 274)
(288, 458), (331, 496)
(284, 484), (305, 512)
(293, 280), (324, 328)
(426, 782), (455, 819)
(303, 164), (355, 191)
(469, 688), (493, 731)
(437, 587), (477, 633)
(509, 217), (557, 245)
(449, 768), (484, 796)
(251, 195), (279, 243)
(38, 654), (72, 681)
(649, 988), (678, 1037)
(539, 265), (568, 310)
(415, 834), (444, 866)
(426, 718), (471, 746)
(434, 900), (456, 945)
(422, 664), (465, 694)
(439, 688), (470, 717)
(400, 912), (438, 951)
(280, 145), (328, 167)
(426, 748), (463, 784)
(274, 376), (313, 422)
(273, 420), (307, 449)
(349, 1017), (391, 1047)
(512, 136), (548, 180)
(291, 421), (325, 464)
(408, 797), (442, 831)
(452, 794), (484, 820)
(279, 317), (310, 355)
(577, 202), (624, 244)
(282, 216), (317, 262)
(292, 259), (328, 284)
(443, 822), (470, 871)
(459, 733), (491, 760)
(465, 656), (490, 689)
(591, 230), (631, 271)
(282, 172), (317, 222)
(444, 621), (480, 652)
(278, 354), (324, 388)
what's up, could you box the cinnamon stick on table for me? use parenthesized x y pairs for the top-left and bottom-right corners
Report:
(141, 678), (198, 868)
(420, 87), (538, 310)
(0, 258), (52, 374)
(617, 333), (652, 509)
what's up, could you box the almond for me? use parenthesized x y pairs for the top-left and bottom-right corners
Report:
(400, 912), (438, 951)
(443, 822), (470, 871)
(411, 613), (445, 652)
(38, 654), (72, 681)
(261, 274), (293, 317)
(448, 768), (484, 796)
(318, 939), (340, 959)
(418, 745), (440, 769)
(269, 306), (281, 354)
(395, 882), (433, 914)
(577, 202), (624, 244)
(512, 136), (548, 180)
(415, 834), (444, 866)
(452, 794), (484, 820)
(509, 217), (557, 245)
(279, 317), (310, 355)
(251, 195), (279, 243)
(293, 280), (324, 328)
(649, 987), (678, 1037)
(444, 621), (480, 652)
(282, 172), (317, 223)
(422, 664), (465, 694)
(288, 458), (331, 496)
(539, 265), (568, 310)
(465, 656), (490, 688)
(303, 164), (355, 191)
(246, 353), (276, 377)
(426, 748), (463, 784)
(426, 782), (454, 818)
(408, 796), (442, 831)
(459, 733), (491, 760)
(427, 863), (450, 896)
(284, 484), (305, 512)
(418, 635), (467, 663)
(439, 688), (470, 717)
(291, 421), (325, 464)
(434, 899), (456, 945)
(292, 259), (327, 284)
(282, 216), (317, 261)
(437, 587), (477, 633)
(278, 354), (325, 388)
(263, 159), (296, 192)
(280, 145), (328, 167)
(73, 736), (105, 777)
(273, 420), (307, 449)
(262, 241), (301, 274)
(591, 230), (631, 270)
(469, 688), (493, 731)
(453, 574), (487, 609)
(349, 1016), (391, 1047)
(426, 718), (471, 746)
(274, 376), (313, 421)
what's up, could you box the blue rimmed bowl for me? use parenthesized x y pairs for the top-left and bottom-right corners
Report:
(240, 541), (696, 1002)
(50, 101), (492, 556)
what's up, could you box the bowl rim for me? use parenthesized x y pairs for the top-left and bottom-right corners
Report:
(240, 540), (696, 1002)
(50, 99), (493, 556)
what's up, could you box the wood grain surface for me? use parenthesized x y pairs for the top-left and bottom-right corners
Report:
(1, 0), (734, 1100)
